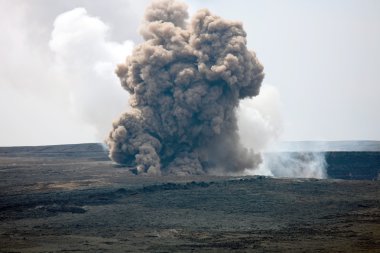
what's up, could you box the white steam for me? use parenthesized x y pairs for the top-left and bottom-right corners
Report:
(49, 8), (133, 140)
(238, 85), (327, 179)
(238, 85), (283, 152)
(0, 2), (141, 146)
(245, 152), (327, 178)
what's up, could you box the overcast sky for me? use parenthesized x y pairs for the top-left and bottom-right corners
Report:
(0, 0), (379, 146)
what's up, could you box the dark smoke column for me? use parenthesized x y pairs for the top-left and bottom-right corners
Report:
(107, 0), (264, 175)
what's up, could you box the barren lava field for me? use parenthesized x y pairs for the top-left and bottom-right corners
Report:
(0, 144), (379, 252)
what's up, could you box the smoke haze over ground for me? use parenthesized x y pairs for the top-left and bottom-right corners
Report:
(107, 0), (265, 175)
(246, 152), (327, 179)
(236, 85), (328, 179)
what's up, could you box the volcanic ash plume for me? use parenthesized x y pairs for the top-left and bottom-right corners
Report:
(107, 0), (264, 175)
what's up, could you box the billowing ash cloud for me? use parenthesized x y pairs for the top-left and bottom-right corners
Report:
(107, 0), (264, 175)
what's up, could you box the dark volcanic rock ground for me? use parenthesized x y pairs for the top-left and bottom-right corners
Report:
(0, 144), (379, 252)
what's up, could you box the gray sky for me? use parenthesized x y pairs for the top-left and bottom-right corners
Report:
(0, 0), (379, 146)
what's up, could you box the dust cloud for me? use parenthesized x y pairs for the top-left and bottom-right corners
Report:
(107, 0), (264, 175)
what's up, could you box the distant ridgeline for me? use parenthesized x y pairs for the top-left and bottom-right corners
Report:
(275, 141), (380, 152)
(0, 141), (379, 180)
(0, 143), (108, 161)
